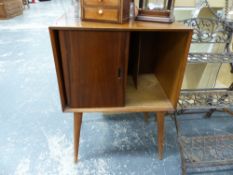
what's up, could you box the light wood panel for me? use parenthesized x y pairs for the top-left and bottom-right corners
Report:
(126, 74), (173, 110)
(81, 0), (130, 23)
(154, 31), (193, 107)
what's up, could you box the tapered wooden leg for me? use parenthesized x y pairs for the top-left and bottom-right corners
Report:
(144, 112), (149, 122)
(156, 112), (165, 160)
(74, 112), (83, 163)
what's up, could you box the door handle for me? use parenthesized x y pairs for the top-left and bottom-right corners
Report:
(118, 68), (122, 79)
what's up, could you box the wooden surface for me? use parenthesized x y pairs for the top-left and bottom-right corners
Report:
(153, 31), (193, 107)
(129, 31), (193, 108)
(83, 7), (119, 22)
(65, 74), (174, 112)
(126, 75), (173, 110)
(50, 17), (192, 111)
(83, 0), (119, 6)
(138, 10), (170, 17)
(156, 112), (165, 160)
(49, 13), (192, 31)
(58, 30), (129, 108)
(74, 112), (82, 162)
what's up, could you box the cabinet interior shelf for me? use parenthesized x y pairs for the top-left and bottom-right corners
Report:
(65, 74), (174, 113)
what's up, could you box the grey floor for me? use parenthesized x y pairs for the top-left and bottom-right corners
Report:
(0, 1), (233, 175)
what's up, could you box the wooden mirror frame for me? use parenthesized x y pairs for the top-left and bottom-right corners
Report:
(136, 0), (176, 23)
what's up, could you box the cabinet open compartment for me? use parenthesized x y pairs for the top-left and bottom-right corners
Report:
(126, 31), (191, 112)
(126, 74), (173, 111)
(50, 27), (192, 112)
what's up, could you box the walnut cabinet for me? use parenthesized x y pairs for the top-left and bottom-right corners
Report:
(49, 16), (192, 162)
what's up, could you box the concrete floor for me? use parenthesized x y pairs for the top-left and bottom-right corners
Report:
(0, 1), (233, 175)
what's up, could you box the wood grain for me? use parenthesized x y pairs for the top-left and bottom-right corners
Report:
(154, 31), (193, 108)
(49, 18), (193, 162)
(126, 74), (173, 110)
(156, 112), (165, 160)
(83, 0), (119, 7)
(49, 13), (192, 31)
(49, 29), (67, 111)
(139, 10), (170, 17)
(81, 0), (130, 23)
(74, 112), (82, 163)
(50, 26), (192, 110)
(129, 31), (193, 108)
(58, 30), (130, 108)
(138, 32), (159, 74)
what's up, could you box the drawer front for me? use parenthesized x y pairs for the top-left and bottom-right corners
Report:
(84, 7), (119, 22)
(84, 0), (119, 7)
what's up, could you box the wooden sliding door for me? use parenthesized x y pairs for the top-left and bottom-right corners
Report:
(58, 30), (129, 108)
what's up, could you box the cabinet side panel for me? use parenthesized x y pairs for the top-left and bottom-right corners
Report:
(58, 31), (72, 107)
(49, 29), (68, 110)
(154, 31), (193, 108)
(59, 30), (128, 108)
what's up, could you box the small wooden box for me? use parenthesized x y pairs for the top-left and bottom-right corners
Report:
(0, 0), (23, 19)
(81, 0), (131, 23)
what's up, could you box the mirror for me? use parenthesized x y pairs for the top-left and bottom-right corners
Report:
(139, 0), (171, 10)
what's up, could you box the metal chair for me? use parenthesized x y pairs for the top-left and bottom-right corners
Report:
(22, 0), (30, 9)
(175, 16), (233, 175)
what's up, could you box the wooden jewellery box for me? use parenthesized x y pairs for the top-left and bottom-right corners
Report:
(81, 0), (131, 23)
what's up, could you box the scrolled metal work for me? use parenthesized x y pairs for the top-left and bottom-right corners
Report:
(178, 89), (233, 110)
(181, 18), (232, 43)
(176, 2), (233, 174)
(188, 52), (233, 63)
(179, 135), (233, 174)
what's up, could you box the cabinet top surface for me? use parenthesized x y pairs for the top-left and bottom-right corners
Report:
(49, 13), (192, 31)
